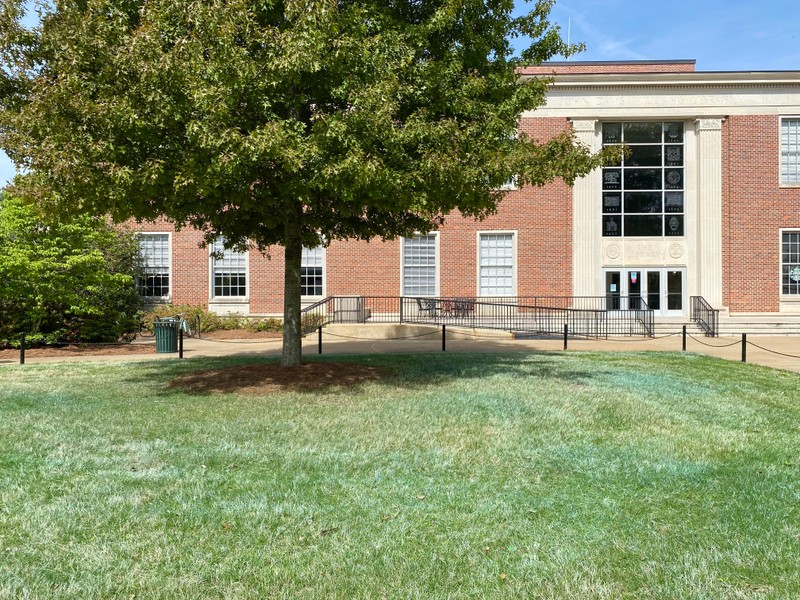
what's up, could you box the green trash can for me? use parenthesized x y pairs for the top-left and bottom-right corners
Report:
(154, 318), (179, 353)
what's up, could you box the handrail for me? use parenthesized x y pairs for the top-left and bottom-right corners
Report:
(690, 295), (719, 337)
(298, 295), (656, 339)
(299, 296), (335, 334)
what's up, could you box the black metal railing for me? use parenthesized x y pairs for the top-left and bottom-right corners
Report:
(300, 295), (655, 339)
(690, 295), (719, 337)
(399, 296), (653, 338)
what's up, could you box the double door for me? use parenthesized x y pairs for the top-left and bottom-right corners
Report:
(605, 269), (684, 316)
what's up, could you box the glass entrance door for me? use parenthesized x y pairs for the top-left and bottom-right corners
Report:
(604, 269), (684, 316)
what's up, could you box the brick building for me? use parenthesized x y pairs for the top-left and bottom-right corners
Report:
(132, 60), (800, 321)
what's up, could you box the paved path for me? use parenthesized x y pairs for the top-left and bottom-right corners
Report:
(3, 331), (800, 374)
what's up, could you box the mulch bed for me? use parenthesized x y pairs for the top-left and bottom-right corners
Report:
(0, 343), (155, 359)
(168, 362), (392, 394)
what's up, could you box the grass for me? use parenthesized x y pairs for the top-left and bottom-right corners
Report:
(1, 351), (800, 598)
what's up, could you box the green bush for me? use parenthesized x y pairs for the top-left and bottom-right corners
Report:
(140, 306), (285, 334)
(245, 317), (283, 333)
(0, 195), (142, 347)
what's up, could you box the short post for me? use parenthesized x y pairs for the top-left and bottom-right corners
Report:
(682, 325), (687, 352)
(563, 324), (568, 351)
(442, 324), (446, 352)
(741, 333), (747, 363)
(399, 297), (404, 323)
(19, 332), (25, 365)
(178, 327), (184, 359)
(318, 326), (323, 355)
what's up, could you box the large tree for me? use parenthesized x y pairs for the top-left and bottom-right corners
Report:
(0, 194), (142, 346)
(0, 0), (611, 365)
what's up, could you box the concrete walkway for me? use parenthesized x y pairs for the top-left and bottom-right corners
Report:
(3, 329), (800, 374)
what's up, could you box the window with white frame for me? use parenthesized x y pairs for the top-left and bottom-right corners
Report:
(781, 118), (800, 184)
(601, 121), (685, 237)
(136, 233), (170, 298)
(301, 245), (325, 297)
(211, 238), (247, 297)
(782, 231), (800, 295)
(402, 234), (437, 296)
(479, 233), (514, 296)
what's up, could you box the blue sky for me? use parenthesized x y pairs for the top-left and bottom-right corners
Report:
(517, 0), (800, 71)
(2, 0), (798, 187)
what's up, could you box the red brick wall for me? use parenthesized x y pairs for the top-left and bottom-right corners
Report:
(128, 117), (575, 312)
(722, 115), (800, 312)
(520, 61), (696, 76)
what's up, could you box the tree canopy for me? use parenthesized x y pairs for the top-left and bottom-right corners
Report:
(0, 0), (612, 364)
(0, 194), (142, 346)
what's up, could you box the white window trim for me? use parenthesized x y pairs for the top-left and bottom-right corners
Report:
(780, 228), (800, 298)
(476, 230), (517, 297)
(400, 232), (440, 297)
(209, 238), (249, 301)
(136, 232), (172, 302)
(780, 116), (800, 188)
(301, 243), (326, 300)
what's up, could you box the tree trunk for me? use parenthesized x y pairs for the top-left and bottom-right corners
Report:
(281, 209), (303, 367)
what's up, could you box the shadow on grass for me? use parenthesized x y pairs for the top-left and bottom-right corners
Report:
(115, 351), (607, 396)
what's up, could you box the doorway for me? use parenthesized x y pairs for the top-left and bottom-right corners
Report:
(604, 268), (684, 316)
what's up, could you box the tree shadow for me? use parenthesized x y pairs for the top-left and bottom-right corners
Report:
(118, 351), (608, 396)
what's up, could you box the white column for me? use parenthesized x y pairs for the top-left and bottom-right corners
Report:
(571, 120), (601, 297)
(695, 118), (725, 307)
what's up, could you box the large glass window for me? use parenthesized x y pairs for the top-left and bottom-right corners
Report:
(211, 238), (247, 297)
(781, 118), (800, 184)
(782, 232), (800, 295)
(479, 233), (514, 296)
(402, 234), (437, 296)
(602, 121), (685, 237)
(136, 233), (170, 298)
(301, 245), (325, 297)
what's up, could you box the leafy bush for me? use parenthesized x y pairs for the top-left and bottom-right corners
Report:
(245, 317), (283, 333)
(0, 195), (142, 347)
(140, 306), (285, 334)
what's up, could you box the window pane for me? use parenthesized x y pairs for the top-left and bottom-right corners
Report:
(137, 234), (170, 297)
(212, 238), (247, 297)
(403, 234), (436, 296)
(665, 215), (684, 236)
(603, 169), (622, 190)
(665, 145), (683, 166)
(301, 244), (325, 296)
(301, 266), (323, 296)
(663, 122), (684, 143)
(602, 122), (621, 144)
(782, 232), (800, 294)
(781, 119), (800, 184)
(665, 168), (683, 189)
(665, 192), (684, 213)
(624, 192), (662, 214)
(623, 122), (662, 143)
(479, 233), (514, 296)
(624, 168), (661, 190)
(624, 215), (662, 236)
(625, 145), (662, 167)
(603, 215), (621, 237)
(603, 193), (622, 213)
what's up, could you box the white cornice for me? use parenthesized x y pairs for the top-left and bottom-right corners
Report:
(522, 72), (800, 119)
(522, 71), (800, 89)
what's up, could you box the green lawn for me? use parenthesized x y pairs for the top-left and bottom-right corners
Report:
(1, 352), (800, 599)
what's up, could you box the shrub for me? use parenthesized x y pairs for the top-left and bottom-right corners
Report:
(140, 306), (285, 334)
(0, 195), (142, 347)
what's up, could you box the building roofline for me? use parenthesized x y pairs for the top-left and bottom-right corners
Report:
(521, 70), (800, 87)
(539, 59), (696, 66)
